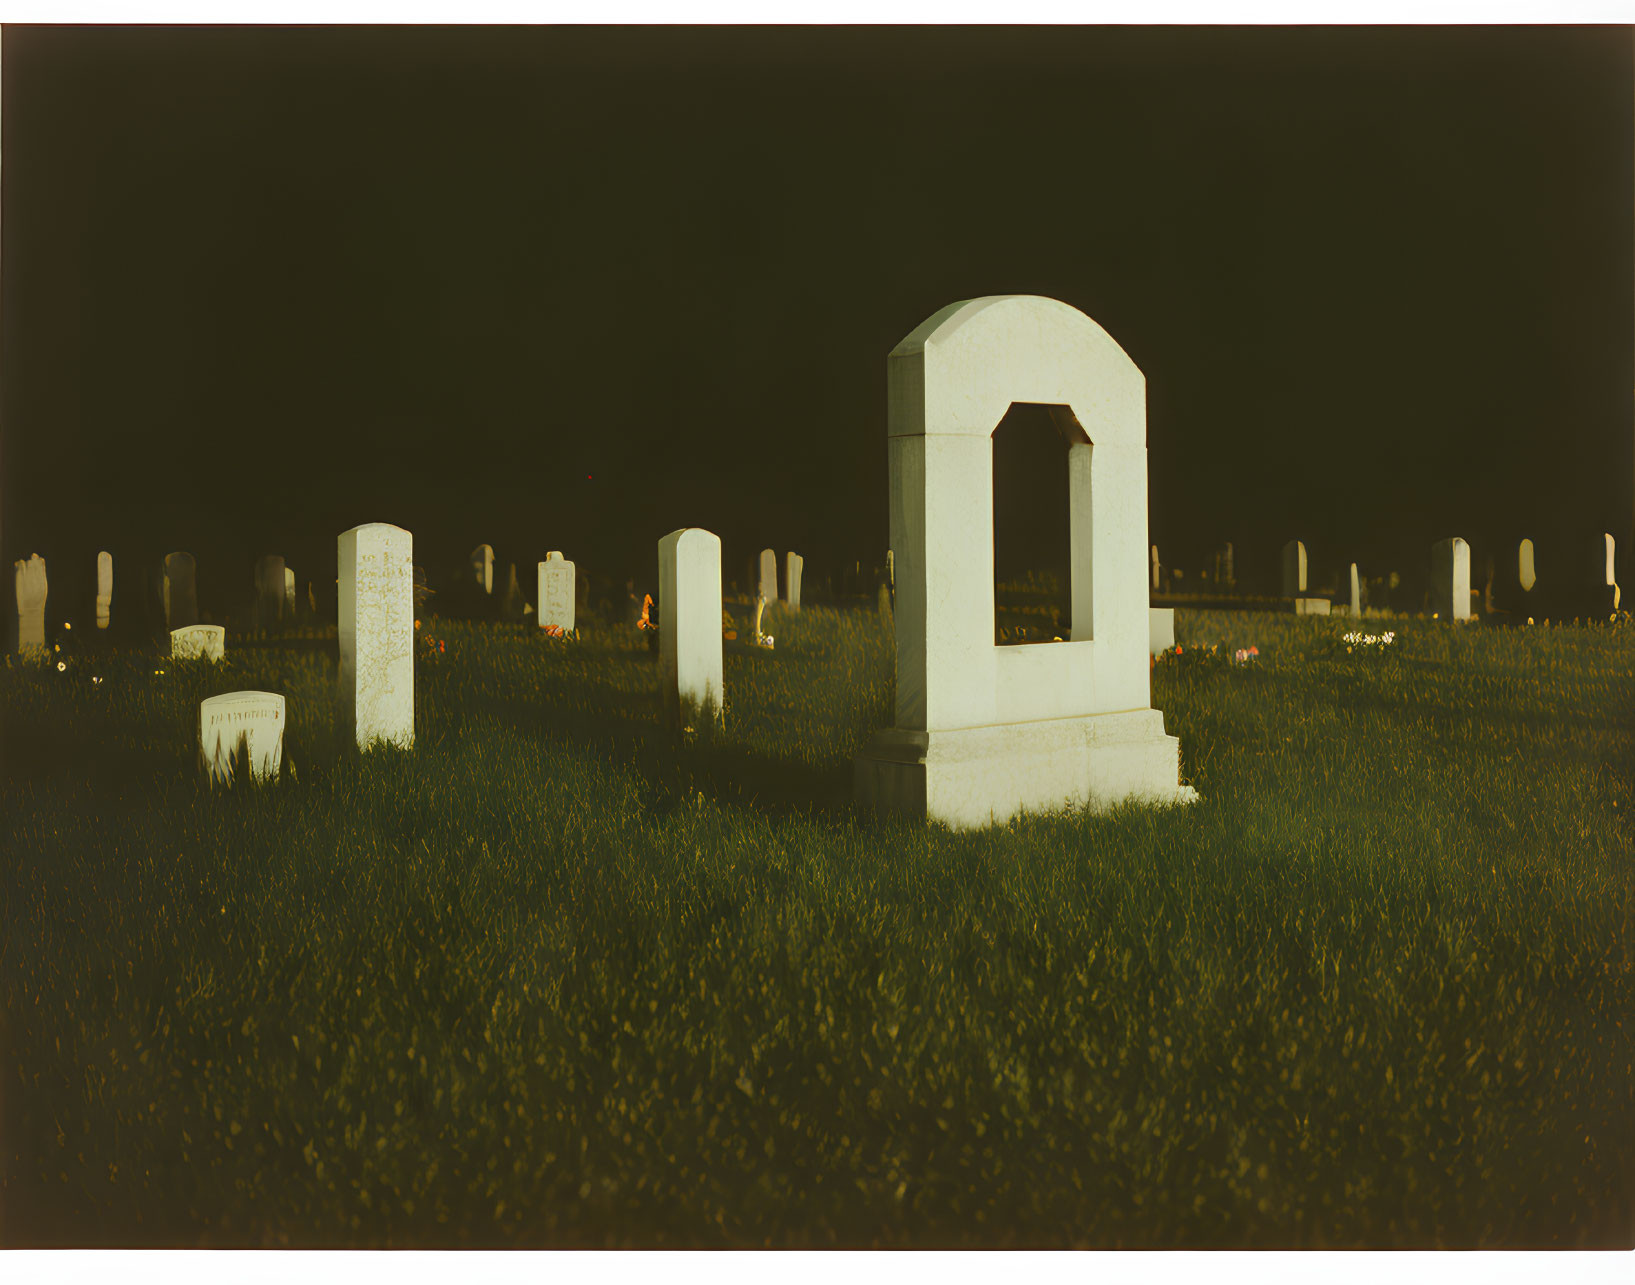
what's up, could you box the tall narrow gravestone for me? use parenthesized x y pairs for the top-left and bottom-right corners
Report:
(470, 544), (494, 596)
(199, 691), (284, 786)
(1150, 545), (1160, 593)
(339, 523), (414, 750)
(659, 528), (724, 728)
(538, 551), (576, 632)
(255, 555), (286, 629)
(1431, 537), (1471, 621)
(785, 552), (804, 610)
(853, 295), (1196, 828)
(284, 567), (297, 617)
(1519, 538), (1537, 593)
(1604, 533), (1621, 612)
(14, 554), (47, 654)
(96, 551), (113, 630)
(172, 624), (226, 662)
(758, 548), (778, 605)
(1280, 540), (1307, 598)
(163, 552), (198, 630)
(1349, 563), (1361, 618)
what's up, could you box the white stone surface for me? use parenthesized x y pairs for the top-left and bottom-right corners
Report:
(471, 544), (494, 595)
(1607, 534), (1621, 611)
(786, 552), (804, 610)
(164, 551), (197, 629)
(1293, 597), (1331, 616)
(339, 523), (415, 750)
(853, 295), (1195, 828)
(96, 551), (113, 630)
(14, 553), (46, 653)
(1349, 563), (1361, 618)
(659, 528), (724, 727)
(537, 550), (576, 632)
(1148, 606), (1174, 655)
(1431, 537), (1471, 621)
(199, 690), (285, 786)
(758, 548), (777, 604)
(1281, 540), (1307, 598)
(172, 624), (225, 662)
(1519, 539), (1536, 593)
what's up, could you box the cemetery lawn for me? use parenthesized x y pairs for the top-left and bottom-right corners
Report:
(1, 605), (1630, 1249)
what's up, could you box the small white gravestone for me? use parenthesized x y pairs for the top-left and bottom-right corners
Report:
(758, 548), (777, 604)
(284, 567), (296, 616)
(853, 295), (1195, 828)
(1518, 538), (1537, 593)
(659, 528), (725, 728)
(537, 550), (576, 633)
(163, 551), (198, 629)
(255, 555), (286, 628)
(172, 624), (226, 662)
(1293, 597), (1331, 616)
(96, 551), (113, 630)
(1148, 607), (1174, 656)
(14, 553), (47, 654)
(1280, 540), (1307, 598)
(339, 523), (415, 750)
(1605, 533), (1620, 611)
(1431, 537), (1471, 621)
(470, 544), (494, 596)
(199, 691), (285, 786)
(1349, 562), (1361, 618)
(785, 552), (804, 610)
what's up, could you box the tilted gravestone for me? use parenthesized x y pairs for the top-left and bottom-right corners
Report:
(172, 624), (226, 662)
(96, 551), (113, 630)
(339, 523), (414, 750)
(163, 552), (198, 630)
(785, 552), (804, 610)
(254, 555), (286, 630)
(199, 691), (285, 786)
(1280, 540), (1307, 598)
(758, 548), (778, 605)
(538, 551), (576, 633)
(1349, 563), (1361, 618)
(658, 528), (725, 728)
(1431, 537), (1471, 621)
(853, 295), (1196, 828)
(14, 554), (47, 654)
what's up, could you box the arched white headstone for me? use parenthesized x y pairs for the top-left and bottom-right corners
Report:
(538, 550), (576, 633)
(1432, 537), (1471, 620)
(854, 295), (1195, 827)
(199, 691), (284, 786)
(659, 528), (724, 727)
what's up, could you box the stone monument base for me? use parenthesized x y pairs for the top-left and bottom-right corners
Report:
(855, 707), (1198, 830)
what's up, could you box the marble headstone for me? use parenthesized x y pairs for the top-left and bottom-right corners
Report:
(14, 554), (47, 654)
(758, 548), (777, 604)
(1349, 563), (1361, 618)
(163, 552), (198, 630)
(1518, 539), (1537, 593)
(538, 551), (576, 633)
(470, 544), (494, 596)
(659, 528), (725, 728)
(172, 624), (226, 662)
(1431, 537), (1471, 621)
(284, 567), (297, 616)
(1280, 540), (1307, 598)
(785, 552), (804, 610)
(199, 691), (285, 786)
(96, 551), (113, 630)
(339, 523), (415, 750)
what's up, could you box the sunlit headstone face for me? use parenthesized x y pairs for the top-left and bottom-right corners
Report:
(1604, 533), (1616, 587)
(1519, 539), (1536, 593)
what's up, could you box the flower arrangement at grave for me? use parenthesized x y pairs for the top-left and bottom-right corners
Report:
(1340, 629), (1396, 654)
(1154, 641), (1258, 671)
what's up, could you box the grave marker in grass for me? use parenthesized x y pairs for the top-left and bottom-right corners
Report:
(1431, 537), (1471, 621)
(96, 551), (112, 630)
(786, 551), (804, 610)
(339, 522), (414, 750)
(853, 294), (1197, 828)
(659, 528), (724, 729)
(172, 624), (226, 662)
(13, 553), (47, 654)
(538, 551), (576, 633)
(199, 691), (285, 786)
(759, 548), (778, 605)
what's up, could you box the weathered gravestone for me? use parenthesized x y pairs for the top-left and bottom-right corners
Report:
(853, 295), (1197, 828)
(284, 567), (297, 618)
(470, 544), (494, 596)
(339, 523), (414, 750)
(163, 552), (198, 630)
(759, 548), (778, 604)
(198, 691), (285, 786)
(538, 551), (576, 633)
(254, 555), (286, 630)
(14, 554), (47, 654)
(785, 552), (804, 610)
(1349, 563), (1361, 618)
(172, 624), (226, 662)
(1431, 537), (1471, 621)
(658, 528), (725, 728)
(96, 551), (113, 630)
(1519, 538), (1537, 593)
(1280, 540), (1307, 598)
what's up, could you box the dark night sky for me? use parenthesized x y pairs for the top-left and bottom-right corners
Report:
(2, 24), (1630, 606)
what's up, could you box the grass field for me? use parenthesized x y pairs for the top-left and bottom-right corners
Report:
(1, 602), (1630, 1248)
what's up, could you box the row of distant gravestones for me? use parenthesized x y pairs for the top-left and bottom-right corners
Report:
(1150, 534), (1622, 620)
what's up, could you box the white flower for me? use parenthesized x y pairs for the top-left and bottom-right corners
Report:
(56, 661), (66, 672)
